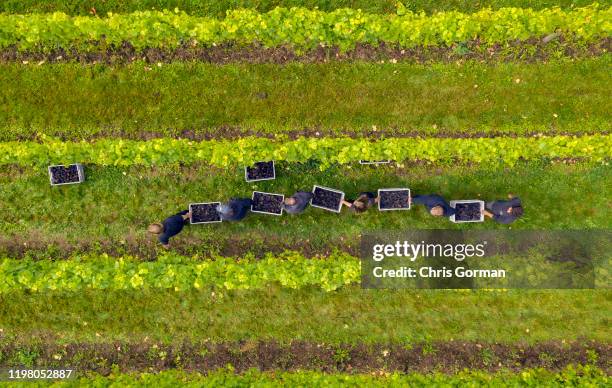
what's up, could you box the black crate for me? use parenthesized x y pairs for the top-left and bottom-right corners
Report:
(48, 164), (85, 186)
(245, 161), (275, 182)
(251, 191), (284, 216)
(378, 188), (411, 211)
(310, 185), (345, 213)
(189, 202), (222, 224)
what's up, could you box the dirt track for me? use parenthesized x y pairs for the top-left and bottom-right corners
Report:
(0, 340), (609, 375)
(1, 37), (609, 65)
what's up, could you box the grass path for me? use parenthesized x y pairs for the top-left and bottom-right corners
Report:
(1, 58), (609, 140)
(1, 287), (609, 344)
(0, 162), (609, 257)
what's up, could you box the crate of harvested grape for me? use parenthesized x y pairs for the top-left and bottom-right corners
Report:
(310, 185), (345, 213)
(189, 202), (222, 224)
(251, 191), (284, 216)
(449, 200), (485, 223)
(48, 164), (85, 186)
(378, 188), (411, 211)
(245, 161), (275, 182)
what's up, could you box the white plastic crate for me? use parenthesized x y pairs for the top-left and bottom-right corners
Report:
(48, 163), (85, 186)
(378, 188), (411, 211)
(189, 202), (222, 224)
(310, 185), (345, 213)
(245, 161), (276, 182)
(449, 200), (485, 223)
(251, 191), (285, 216)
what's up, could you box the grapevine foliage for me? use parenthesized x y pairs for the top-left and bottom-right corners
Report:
(31, 365), (609, 387)
(0, 5), (609, 52)
(0, 135), (609, 168)
(1, 251), (608, 293)
(0, 251), (360, 293)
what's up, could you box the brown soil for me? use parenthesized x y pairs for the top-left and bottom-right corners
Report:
(1, 37), (609, 65)
(0, 232), (358, 260)
(0, 340), (608, 375)
(11, 127), (611, 142)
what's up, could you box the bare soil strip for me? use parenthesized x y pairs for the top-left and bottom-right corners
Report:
(0, 232), (353, 260)
(13, 126), (610, 142)
(2, 38), (609, 65)
(1, 340), (608, 375)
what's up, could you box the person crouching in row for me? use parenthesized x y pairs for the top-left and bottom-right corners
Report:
(411, 194), (455, 217)
(147, 209), (191, 249)
(484, 194), (523, 224)
(217, 198), (252, 221)
(342, 192), (377, 214)
(283, 191), (313, 214)
(148, 198), (252, 248)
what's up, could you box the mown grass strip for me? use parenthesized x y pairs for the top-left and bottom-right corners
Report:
(0, 6), (609, 52)
(0, 1), (599, 16)
(1, 288), (610, 343)
(1, 163), (609, 257)
(2, 366), (609, 387)
(1, 59), (609, 140)
(2, 136), (609, 167)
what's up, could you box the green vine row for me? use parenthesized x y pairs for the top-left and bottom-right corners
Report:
(0, 252), (360, 293)
(1, 251), (608, 293)
(2, 366), (606, 387)
(0, 5), (610, 51)
(1, 135), (609, 168)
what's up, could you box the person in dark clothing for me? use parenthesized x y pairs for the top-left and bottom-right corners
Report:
(284, 191), (313, 214)
(342, 192), (377, 214)
(412, 194), (455, 217)
(484, 194), (523, 224)
(217, 198), (252, 221)
(147, 210), (191, 248)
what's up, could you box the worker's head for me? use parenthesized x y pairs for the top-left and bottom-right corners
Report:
(147, 223), (164, 235)
(352, 194), (371, 214)
(352, 201), (366, 213)
(509, 205), (524, 217)
(217, 203), (233, 217)
(284, 197), (297, 206)
(430, 206), (444, 217)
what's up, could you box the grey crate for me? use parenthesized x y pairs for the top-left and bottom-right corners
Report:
(251, 191), (285, 216)
(378, 188), (411, 211)
(189, 202), (222, 224)
(449, 200), (485, 223)
(310, 185), (345, 213)
(48, 163), (85, 186)
(245, 161), (276, 182)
